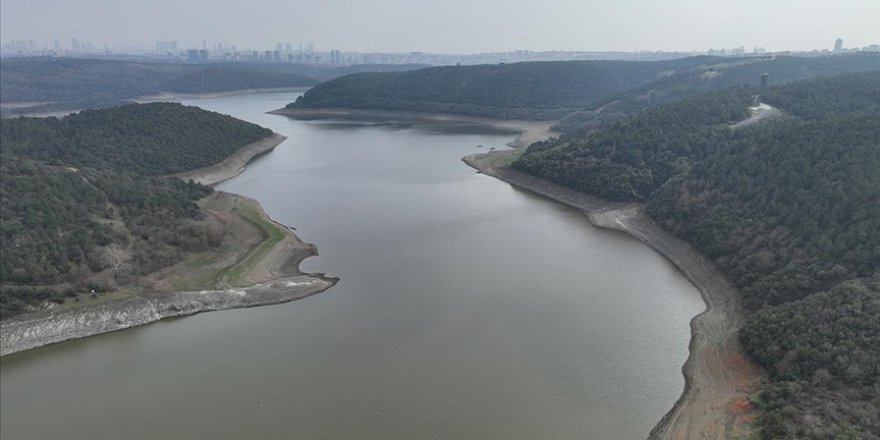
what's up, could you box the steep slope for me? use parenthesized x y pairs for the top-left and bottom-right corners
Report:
(286, 57), (714, 119)
(513, 72), (880, 438)
(0, 103), (279, 317)
(287, 54), (880, 122)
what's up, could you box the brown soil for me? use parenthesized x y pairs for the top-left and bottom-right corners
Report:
(464, 147), (764, 440)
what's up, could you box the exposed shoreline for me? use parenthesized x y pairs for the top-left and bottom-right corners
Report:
(174, 132), (288, 186)
(270, 107), (555, 149)
(463, 150), (762, 439)
(273, 106), (762, 438)
(0, 274), (336, 358)
(1, 132), (333, 358)
(1, 192), (337, 357)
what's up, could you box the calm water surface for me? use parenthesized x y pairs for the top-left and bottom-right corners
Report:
(0, 92), (704, 440)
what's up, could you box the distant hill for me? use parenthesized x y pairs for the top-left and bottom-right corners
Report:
(513, 72), (880, 438)
(0, 58), (426, 113)
(597, 53), (880, 115)
(0, 103), (275, 316)
(2, 102), (272, 175)
(287, 54), (880, 122)
(286, 57), (715, 119)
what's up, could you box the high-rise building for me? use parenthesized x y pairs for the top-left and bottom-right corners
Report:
(834, 38), (844, 52)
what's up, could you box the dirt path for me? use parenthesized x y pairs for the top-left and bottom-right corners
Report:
(730, 103), (781, 130)
(463, 149), (763, 440)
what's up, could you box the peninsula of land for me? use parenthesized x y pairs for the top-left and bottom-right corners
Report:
(1, 103), (337, 356)
(1, 192), (336, 356)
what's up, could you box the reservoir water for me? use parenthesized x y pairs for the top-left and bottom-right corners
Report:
(0, 92), (704, 440)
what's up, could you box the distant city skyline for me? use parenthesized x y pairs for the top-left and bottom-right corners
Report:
(1, 0), (879, 54)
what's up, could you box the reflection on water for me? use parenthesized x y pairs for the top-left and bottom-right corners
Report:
(0, 92), (704, 440)
(305, 119), (519, 136)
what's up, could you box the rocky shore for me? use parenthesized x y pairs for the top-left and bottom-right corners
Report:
(0, 275), (335, 357)
(2, 133), (334, 357)
(174, 132), (287, 186)
(464, 148), (762, 439)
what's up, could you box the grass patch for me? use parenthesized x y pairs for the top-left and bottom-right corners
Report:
(220, 201), (287, 287)
(58, 290), (134, 311)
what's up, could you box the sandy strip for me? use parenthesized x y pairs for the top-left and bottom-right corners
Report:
(174, 133), (287, 186)
(463, 148), (763, 440)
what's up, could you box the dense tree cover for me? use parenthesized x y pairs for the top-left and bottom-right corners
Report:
(597, 53), (880, 116)
(287, 57), (715, 119)
(759, 71), (880, 119)
(648, 108), (880, 307)
(513, 72), (880, 438)
(0, 57), (425, 107)
(0, 104), (269, 317)
(741, 277), (880, 439)
(287, 54), (880, 122)
(516, 88), (754, 199)
(1, 102), (272, 175)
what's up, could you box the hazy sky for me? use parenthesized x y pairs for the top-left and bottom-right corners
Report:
(2, 0), (878, 53)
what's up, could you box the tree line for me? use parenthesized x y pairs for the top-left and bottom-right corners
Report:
(0, 103), (272, 317)
(513, 71), (880, 438)
(288, 53), (880, 121)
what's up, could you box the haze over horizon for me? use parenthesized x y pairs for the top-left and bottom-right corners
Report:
(2, 0), (878, 53)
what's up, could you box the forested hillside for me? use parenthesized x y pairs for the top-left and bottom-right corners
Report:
(595, 53), (880, 115)
(0, 103), (274, 317)
(287, 54), (880, 121)
(287, 57), (713, 119)
(513, 72), (880, 438)
(2, 102), (272, 175)
(0, 58), (425, 115)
